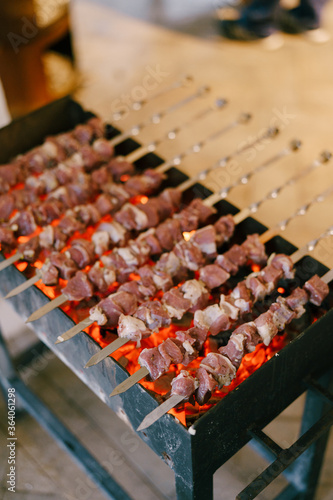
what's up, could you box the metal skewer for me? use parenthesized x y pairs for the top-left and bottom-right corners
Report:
(39, 126), (280, 337)
(137, 224), (333, 430)
(26, 121), (273, 324)
(85, 141), (307, 368)
(112, 75), (193, 119)
(0, 99), (227, 277)
(123, 98), (227, 164)
(109, 189), (333, 398)
(109, 85), (210, 147)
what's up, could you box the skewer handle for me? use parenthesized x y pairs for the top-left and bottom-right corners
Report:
(26, 293), (68, 323)
(5, 271), (41, 299)
(0, 252), (23, 272)
(137, 394), (185, 431)
(109, 366), (149, 397)
(85, 337), (129, 367)
(56, 317), (94, 344)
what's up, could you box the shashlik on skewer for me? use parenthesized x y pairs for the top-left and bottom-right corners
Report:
(24, 125), (279, 323)
(86, 147), (331, 366)
(137, 260), (332, 430)
(0, 105), (245, 270)
(111, 74), (193, 119)
(0, 83), (209, 211)
(109, 200), (333, 399)
(51, 137), (300, 344)
(0, 94), (227, 248)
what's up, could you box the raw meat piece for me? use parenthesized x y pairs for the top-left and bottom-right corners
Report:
(181, 280), (210, 312)
(190, 225), (217, 257)
(304, 275), (329, 306)
(174, 240), (205, 271)
(62, 271), (94, 301)
(67, 239), (95, 268)
(219, 333), (246, 369)
(254, 310), (278, 346)
(162, 288), (192, 319)
(194, 304), (229, 336)
(49, 253), (78, 280)
(0, 194), (14, 221)
(155, 219), (182, 251)
(171, 371), (199, 399)
(118, 315), (151, 342)
(214, 214), (235, 245)
(139, 347), (169, 381)
(199, 264), (230, 289)
(241, 234), (267, 264)
(232, 323), (261, 353)
(195, 367), (218, 405)
(134, 301), (171, 330)
(200, 352), (236, 386)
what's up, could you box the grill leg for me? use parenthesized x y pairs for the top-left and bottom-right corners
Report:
(175, 470), (213, 500)
(282, 371), (333, 500)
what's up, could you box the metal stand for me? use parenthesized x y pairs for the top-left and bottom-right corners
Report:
(0, 322), (332, 500)
(0, 325), (131, 500)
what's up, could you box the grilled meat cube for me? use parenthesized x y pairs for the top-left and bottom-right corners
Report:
(241, 233), (267, 264)
(175, 209), (198, 232)
(188, 198), (217, 223)
(194, 304), (230, 336)
(118, 315), (151, 342)
(58, 214), (84, 236)
(74, 204), (101, 226)
(245, 275), (267, 301)
(0, 194), (14, 221)
(195, 367), (218, 405)
(62, 271), (94, 301)
(304, 274), (329, 306)
(151, 269), (173, 292)
(117, 281), (147, 301)
(91, 165), (112, 187)
(214, 214), (235, 245)
(181, 280), (210, 312)
(10, 209), (36, 236)
(125, 169), (165, 196)
(285, 287), (308, 318)
(49, 253), (78, 280)
(115, 203), (149, 231)
(175, 326), (208, 351)
(139, 347), (169, 381)
(174, 240), (205, 271)
(219, 333), (247, 369)
(200, 352), (236, 387)
(162, 288), (192, 320)
(92, 231), (110, 256)
(73, 123), (94, 144)
(135, 199), (160, 228)
(98, 221), (127, 246)
(199, 264), (230, 289)
(155, 219), (183, 251)
(158, 338), (185, 366)
(260, 263), (284, 292)
(40, 260), (59, 286)
(92, 138), (114, 161)
(190, 225), (217, 257)
(88, 262), (116, 293)
(254, 310), (278, 346)
(66, 239), (95, 268)
(270, 253), (295, 279)
(86, 117), (105, 138)
(94, 193), (115, 216)
(137, 229), (162, 255)
(228, 281), (253, 314)
(171, 371), (199, 400)
(232, 323), (261, 353)
(106, 158), (135, 181)
(218, 244), (248, 276)
(33, 200), (63, 225)
(17, 236), (40, 261)
(134, 301), (171, 330)
(12, 188), (37, 210)
(158, 188), (182, 217)
(270, 298), (296, 330)
(55, 133), (81, 155)
(155, 251), (183, 277)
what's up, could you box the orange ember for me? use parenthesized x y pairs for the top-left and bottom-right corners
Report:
(251, 264), (261, 273)
(183, 230), (195, 242)
(120, 174), (130, 182)
(84, 318), (288, 427)
(277, 287), (285, 294)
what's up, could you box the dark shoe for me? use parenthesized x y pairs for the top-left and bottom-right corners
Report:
(277, 8), (320, 34)
(219, 19), (275, 41)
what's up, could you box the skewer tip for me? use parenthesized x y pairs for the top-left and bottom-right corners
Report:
(55, 336), (65, 344)
(290, 139), (302, 151)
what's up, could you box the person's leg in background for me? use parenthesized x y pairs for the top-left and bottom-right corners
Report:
(220, 0), (329, 40)
(278, 0), (329, 33)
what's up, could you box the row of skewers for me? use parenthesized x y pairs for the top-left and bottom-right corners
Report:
(0, 81), (332, 432)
